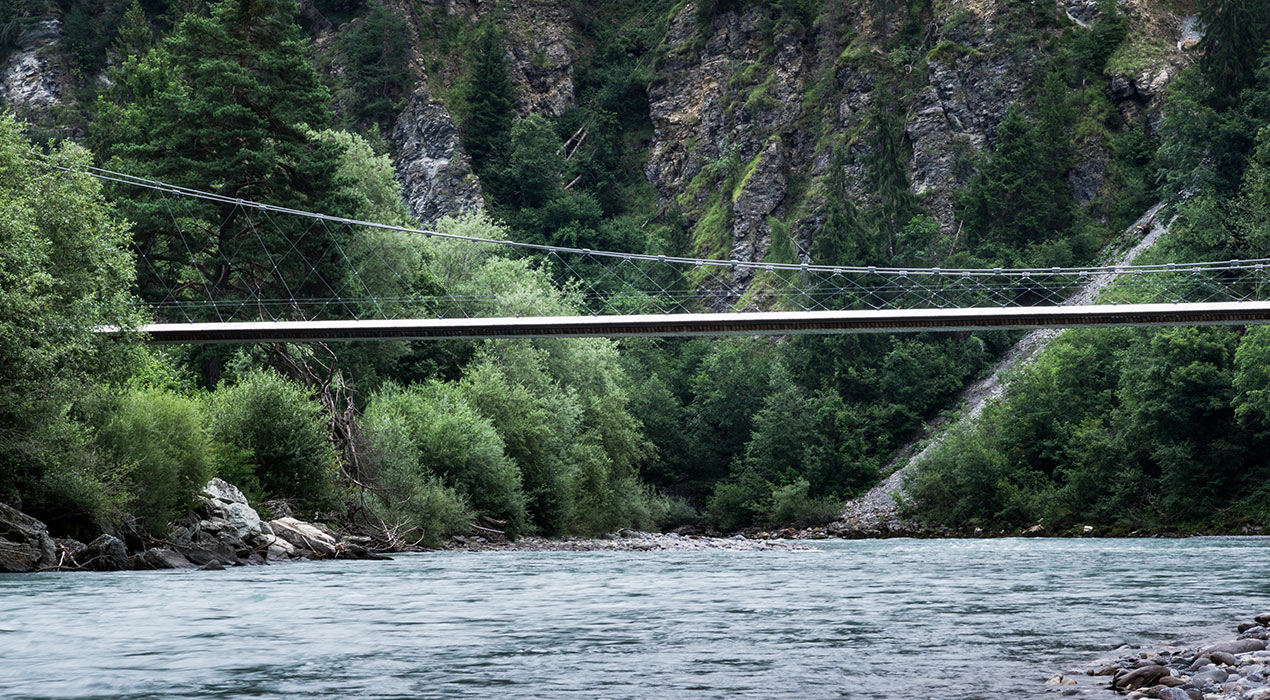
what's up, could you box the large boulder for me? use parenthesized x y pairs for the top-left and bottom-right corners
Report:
(136, 547), (194, 570)
(269, 517), (338, 557)
(0, 503), (56, 573)
(1201, 639), (1266, 656)
(83, 534), (129, 571)
(200, 479), (267, 543)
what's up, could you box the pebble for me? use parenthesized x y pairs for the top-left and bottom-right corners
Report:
(445, 531), (817, 552)
(1075, 616), (1270, 699)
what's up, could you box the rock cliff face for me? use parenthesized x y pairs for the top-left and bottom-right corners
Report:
(644, 0), (1191, 278)
(392, 88), (485, 226)
(0, 0), (1194, 253)
(0, 18), (69, 120)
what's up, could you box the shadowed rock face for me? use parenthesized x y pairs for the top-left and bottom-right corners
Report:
(391, 88), (485, 226)
(0, 19), (68, 118)
(0, 503), (56, 573)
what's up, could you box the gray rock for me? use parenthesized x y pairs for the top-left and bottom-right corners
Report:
(202, 478), (248, 506)
(136, 548), (194, 570)
(1069, 149), (1109, 206)
(1203, 640), (1267, 656)
(1115, 664), (1169, 690)
(1241, 626), (1269, 640)
(1193, 667), (1229, 684)
(0, 503), (57, 572)
(503, 7), (576, 118)
(180, 541), (240, 567)
(83, 534), (128, 571)
(1157, 688), (1190, 700)
(269, 517), (338, 556)
(54, 538), (86, 567)
(196, 478), (270, 548)
(198, 560), (224, 571)
(1209, 650), (1239, 666)
(0, 19), (67, 116)
(220, 502), (264, 543)
(391, 88), (484, 227)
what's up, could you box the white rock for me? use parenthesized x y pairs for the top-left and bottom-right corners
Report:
(270, 517), (337, 556)
(222, 501), (264, 542)
(264, 536), (296, 561)
(202, 478), (248, 505)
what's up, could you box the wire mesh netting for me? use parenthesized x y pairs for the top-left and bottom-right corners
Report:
(33, 156), (1270, 324)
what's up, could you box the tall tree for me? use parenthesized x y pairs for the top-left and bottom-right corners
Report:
(1198, 0), (1270, 110)
(461, 24), (515, 179)
(97, 0), (354, 333)
(0, 113), (141, 529)
(338, 0), (413, 125)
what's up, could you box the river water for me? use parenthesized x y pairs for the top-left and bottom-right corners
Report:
(2, 537), (1267, 699)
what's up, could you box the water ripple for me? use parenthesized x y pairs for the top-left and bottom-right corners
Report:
(2, 538), (1268, 699)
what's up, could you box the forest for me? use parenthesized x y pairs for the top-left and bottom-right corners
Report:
(2, 0), (1270, 548)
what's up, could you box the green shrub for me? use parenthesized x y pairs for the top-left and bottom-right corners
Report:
(208, 370), (341, 510)
(94, 389), (215, 534)
(706, 469), (771, 531)
(359, 403), (471, 546)
(364, 382), (527, 535)
(767, 478), (841, 528)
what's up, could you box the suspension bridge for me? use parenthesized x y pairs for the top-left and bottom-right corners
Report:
(34, 157), (1270, 343)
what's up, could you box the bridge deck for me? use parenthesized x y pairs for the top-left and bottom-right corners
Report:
(106, 301), (1270, 343)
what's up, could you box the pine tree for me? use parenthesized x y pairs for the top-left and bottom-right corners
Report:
(461, 24), (516, 179)
(958, 104), (1073, 259)
(865, 88), (920, 259)
(98, 0), (354, 324)
(338, 1), (413, 125)
(1198, 0), (1270, 110)
(110, 0), (152, 62)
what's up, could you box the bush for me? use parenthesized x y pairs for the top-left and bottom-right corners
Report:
(363, 382), (527, 535)
(767, 478), (841, 528)
(94, 389), (215, 534)
(208, 370), (341, 510)
(706, 469), (771, 531)
(360, 409), (471, 547)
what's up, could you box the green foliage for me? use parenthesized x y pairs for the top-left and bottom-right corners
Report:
(767, 478), (842, 528)
(363, 382), (527, 535)
(457, 348), (576, 534)
(338, 1), (413, 125)
(94, 389), (215, 534)
(0, 113), (142, 532)
(958, 103), (1076, 262)
(461, 23), (515, 176)
(208, 369), (341, 510)
(64, 0), (132, 75)
(1197, 0), (1270, 110)
(95, 0), (355, 342)
(906, 322), (1270, 530)
(706, 469), (771, 531)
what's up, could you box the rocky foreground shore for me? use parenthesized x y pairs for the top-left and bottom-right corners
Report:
(445, 528), (816, 552)
(1054, 615), (1270, 699)
(0, 478), (387, 573)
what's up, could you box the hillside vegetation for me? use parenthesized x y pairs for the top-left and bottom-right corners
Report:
(1, 0), (1268, 543)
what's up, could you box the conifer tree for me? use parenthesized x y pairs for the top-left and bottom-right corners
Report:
(461, 24), (515, 180)
(958, 104), (1073, 259)
(110, 0), (152, 64)
(98, 0), (353, 325)
(338, 1), (413, 125)
(1198, 0), (1270, 110)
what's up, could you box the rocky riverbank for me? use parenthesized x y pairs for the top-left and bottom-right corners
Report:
(1068, 615), (1270, 699)
(445, 528), (816, 552)
(0, 478), (388, 573)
